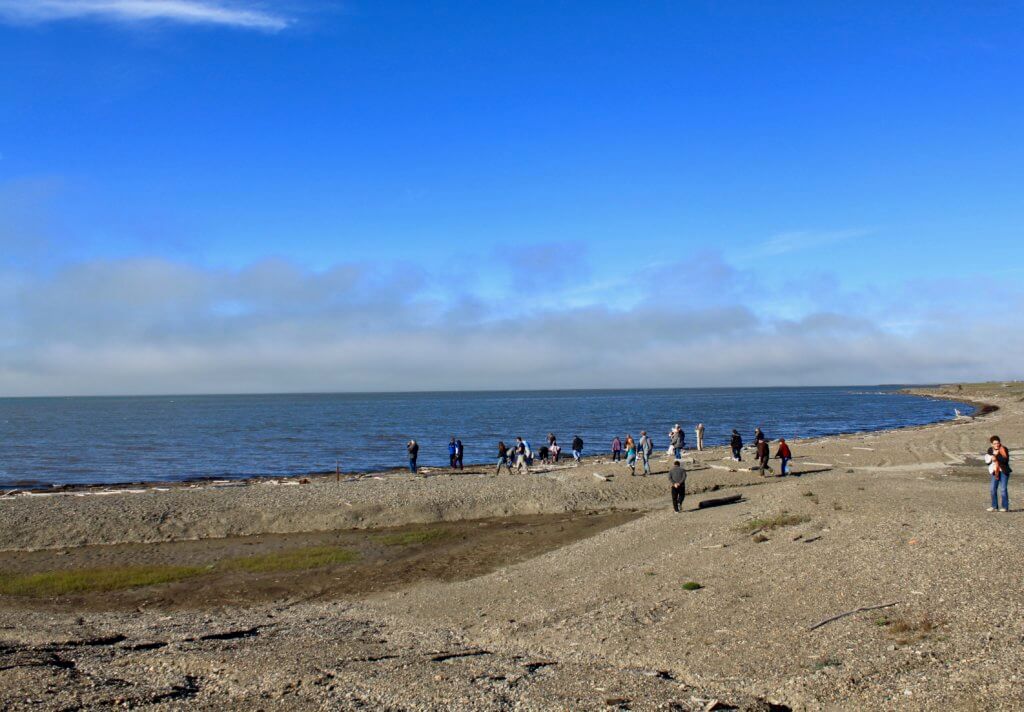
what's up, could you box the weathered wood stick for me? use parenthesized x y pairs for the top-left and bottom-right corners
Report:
(697, 494), (743, 509)
(808, 601), (901, 631)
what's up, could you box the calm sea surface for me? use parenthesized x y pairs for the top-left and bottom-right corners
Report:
(0, 387), (970, 487)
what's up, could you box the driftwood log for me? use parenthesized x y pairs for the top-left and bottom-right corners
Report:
(697, 494), (742, 509)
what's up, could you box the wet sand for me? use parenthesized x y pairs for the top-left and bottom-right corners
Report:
(0, 510), (639, 612)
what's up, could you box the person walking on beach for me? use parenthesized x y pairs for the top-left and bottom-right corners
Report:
(496, 441), (512, 475)
(756, 437), (771, 477)
(514, 437), (529, 474)
(775, 438), (792, 476)
(407, 439), (419, 474)
(670, 426), (684, 459)
(523, 439), (534, 466)
(611, 436), (623, 461)
(625, 435), (637, 476)
(572, 435), (584, 464)
(695, 423), (705, 451)
(985, 435), (1011, 512)
(549, 441), (561, 463)
(455, 438), (464, 470)
(668, 460), (687, 512)
(754, 427), (765, 444)
(639, 431), (653, 475)
(730, 430), (743, 461)
(448, 437), (458, 469)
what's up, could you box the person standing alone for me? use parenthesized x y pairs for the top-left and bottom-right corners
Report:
(668, 460), (687, 513)
(775, 438), (792, 476)
(407, 439), (419, 474)
(985, 435), (1011, 512)
(695, 423), (705, 451)
(756, 437), (771, 477)
(611, 436), (622, 461)
(572, 435), (584, 464)
(639, 430), (653, 475)
(730, 429), (743, 461)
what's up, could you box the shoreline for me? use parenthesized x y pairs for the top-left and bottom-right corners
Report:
(0, 388), (982, 496)
(0, 384), (1005, 553)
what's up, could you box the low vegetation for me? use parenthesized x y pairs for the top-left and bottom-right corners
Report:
(377, 528), (452, 547)
(740, 513), (811, 533)
(875, 612), (942, 644)
(224, 546), (359, 573)
(0, 565), (205, 597)
(681, 581), (703, 591)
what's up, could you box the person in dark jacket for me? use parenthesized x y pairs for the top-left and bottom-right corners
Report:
(985, 435), (1012, 512)
(756, 438), (771, 477)
(572, 435), (584, 463)
(754, 427), (765, 443)
(730, 430), (743, 461)
(775, 438), (792, 476)
(496, 441), (511, 475)
(668, 460), (687, 512)
(407, 439), (419, 474)
(455, 438), (464, 470)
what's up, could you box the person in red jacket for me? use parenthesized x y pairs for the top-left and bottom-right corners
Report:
(775, 438), (792, 476)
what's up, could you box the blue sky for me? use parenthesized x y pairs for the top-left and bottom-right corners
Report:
(1, 1), (1022, 395)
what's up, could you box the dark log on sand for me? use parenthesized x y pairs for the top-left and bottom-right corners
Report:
(697, 494), (742, 509)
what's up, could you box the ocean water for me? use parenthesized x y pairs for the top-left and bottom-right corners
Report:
(0, 387), (970, 488)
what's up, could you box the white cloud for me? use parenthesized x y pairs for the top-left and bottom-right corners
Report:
(0, 0), (289, 30)
(0, 254), (1021, 397)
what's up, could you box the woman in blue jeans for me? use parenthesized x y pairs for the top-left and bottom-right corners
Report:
(985, 435), (1011, 512)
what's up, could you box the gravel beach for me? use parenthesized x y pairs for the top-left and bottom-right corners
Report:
(1, 383), (1021, 710)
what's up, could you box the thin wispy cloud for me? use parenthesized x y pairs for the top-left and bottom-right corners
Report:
(0, 0), (289, 30)
(757, 228), (875, 257)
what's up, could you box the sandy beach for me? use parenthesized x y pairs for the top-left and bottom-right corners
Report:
(1, 383), (1021, 710)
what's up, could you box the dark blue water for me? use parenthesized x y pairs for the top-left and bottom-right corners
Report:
(0, 387), (970, 487)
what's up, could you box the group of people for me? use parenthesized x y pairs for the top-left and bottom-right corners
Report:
(404, 433), (585, 475)
(407, 429), (1012, 515)
(406, 425), (796, 478)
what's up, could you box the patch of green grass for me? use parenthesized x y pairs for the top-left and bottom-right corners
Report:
(223, 546), (359, 573)
(0, 565), (206, 597)
(681, 581), (703, 591)
(377, 528), (452, 547)
(739, 513), (811, 533)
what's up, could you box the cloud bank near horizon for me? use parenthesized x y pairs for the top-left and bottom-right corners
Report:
(0, 251), (1020, 397)
(0, 0), (289, 30)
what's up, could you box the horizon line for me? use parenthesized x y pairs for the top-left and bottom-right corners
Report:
(0, 382), (976, 400)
